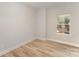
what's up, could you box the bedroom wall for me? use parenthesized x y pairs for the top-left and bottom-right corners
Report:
(46, 3), (79, 45)
(1, 2), (79, 53)
(36, 8), (46, 40)
(0, 3), (36, 52)
(36, 3), (79, 46)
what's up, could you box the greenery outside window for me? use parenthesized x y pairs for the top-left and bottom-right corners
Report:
(57, 14), (71, 34)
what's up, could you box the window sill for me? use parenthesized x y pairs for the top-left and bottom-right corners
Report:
(56, 33), (71, 35)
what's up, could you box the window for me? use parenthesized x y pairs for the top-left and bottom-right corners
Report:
(57, 14), (71, 34)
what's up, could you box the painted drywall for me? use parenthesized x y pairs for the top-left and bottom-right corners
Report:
(36, 3), (79, 46)
(46, 3), (79, 45)
(0, 3), (36, 52)
(1, 2), (79, 52)
(36, 8), (46, 40)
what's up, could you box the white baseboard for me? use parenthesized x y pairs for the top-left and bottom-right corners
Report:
(48, 39), (79, 48)
(36, 38), (79, 47)
(0, 39), (35, 56)
(35, 38), (79, 48)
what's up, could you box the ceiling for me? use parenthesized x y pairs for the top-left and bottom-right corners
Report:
(25, 2), (79, 8)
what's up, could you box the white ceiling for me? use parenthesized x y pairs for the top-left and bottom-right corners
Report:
(25, 2), (57, 8)
(25, 2), (79, 8)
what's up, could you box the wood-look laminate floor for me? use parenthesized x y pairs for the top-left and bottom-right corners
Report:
(1, 39), (79, 57)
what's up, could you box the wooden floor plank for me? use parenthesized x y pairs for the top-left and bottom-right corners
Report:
(1, 39), (79, 57)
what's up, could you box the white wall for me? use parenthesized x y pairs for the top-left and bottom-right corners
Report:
(46, 3), (79, 45)
(36, 3), (79, 46)
(36, 8), (46, 40)
(0, 3), (36, 52)
(47, 7), (72, 42)
(1, 2), (79, 52)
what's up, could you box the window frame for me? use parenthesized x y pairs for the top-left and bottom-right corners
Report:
(56, 14), (71, 35)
